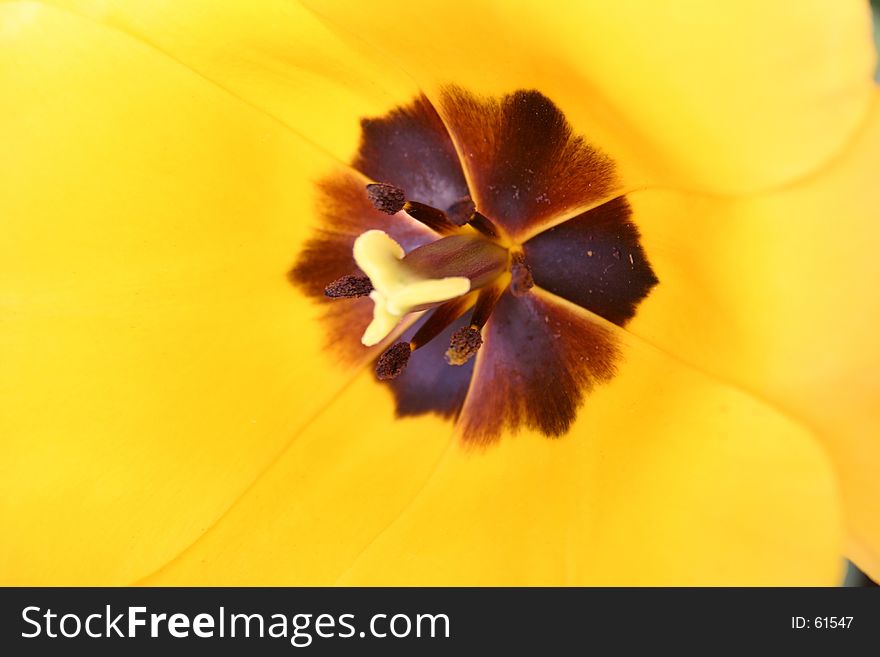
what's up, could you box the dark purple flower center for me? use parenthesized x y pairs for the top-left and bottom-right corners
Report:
(290, 88), (658, 444)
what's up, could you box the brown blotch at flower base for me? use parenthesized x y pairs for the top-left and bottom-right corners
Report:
(438, 87), (618, 241)
(458, 291), (619, 444)
(289, 87), (658, 443)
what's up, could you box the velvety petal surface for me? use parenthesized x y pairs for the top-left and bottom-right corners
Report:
(1, 0), (866, 587)
(0, 2), (365, 584)
(522, 196), (657, 326)
(457, 291), (618, 444)
(437, 87), (617, 241)
(304, 0), (876, 195)
(627, 92), (880, 580)
(29, 0), (420, 163)
(353, 94), (470, 214)
(142, 306), (842, 586)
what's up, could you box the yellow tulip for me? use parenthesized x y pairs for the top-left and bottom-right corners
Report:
(1, 0), (878, 585)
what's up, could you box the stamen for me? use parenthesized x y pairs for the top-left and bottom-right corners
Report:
(374, 298), (471, 381)
(469, 285), (503, 330)
(410, 297), (471, 350)
(365, 182), (458, 234)
(445, 197), (501, 239)
(401, 201), (459, 234)
(366, 183), (406, 214)
(445, 326), (483, 366)
(443, 286), (501, 366)
(509, 253), (534, 296)
(376, 341), (412, 380)
(467, 211), (500, 239)
(324, 274), (373, 299)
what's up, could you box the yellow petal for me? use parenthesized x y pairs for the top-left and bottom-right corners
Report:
(0, 2), (364, 584)
(304, 0), (876, 194)
(0, 0), (856, 587)
(36, 0), (419, 162)
(627, 91), (880, 580)
(143, 320), (841, 586)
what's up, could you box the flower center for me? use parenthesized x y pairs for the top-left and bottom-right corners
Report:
(324, 182), (515, 378)
(290, 88), (659, 443)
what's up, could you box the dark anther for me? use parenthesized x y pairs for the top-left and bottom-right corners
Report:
(509, 254), (534, 297)
(445, 326), (483, 366)
(376, 341), (413, 380)
(446, 196), (477, 226)
(366, 182), (406, 214)
(366, 182), (458, 233)
(324, 274), (374, 299)
(467, 211), (499, 239)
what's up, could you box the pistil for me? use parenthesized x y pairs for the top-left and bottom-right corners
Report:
(351, 230), (508, 347)
(324, 183), (516, 380)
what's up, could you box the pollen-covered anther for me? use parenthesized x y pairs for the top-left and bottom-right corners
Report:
(375, 341), (413, 380)
(445, 326), (483, 366)
(509, 254), (534, 297)
(366, 183), (458, 233)
(323, 274), (373, 299)
(366, 182), (406, 215)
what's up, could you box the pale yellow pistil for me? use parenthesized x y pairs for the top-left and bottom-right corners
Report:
(353, 230), (471, 346)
